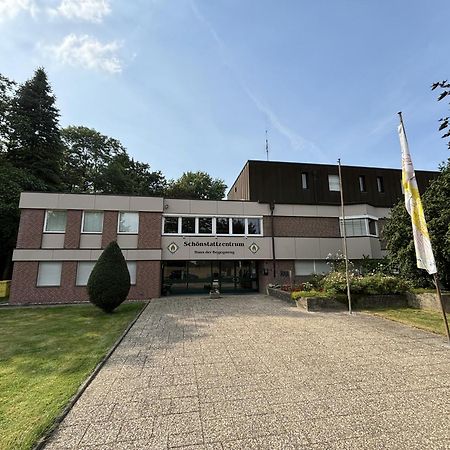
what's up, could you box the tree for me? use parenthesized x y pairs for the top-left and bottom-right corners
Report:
(166, 171), (227, 200)
(99, 153), (167, 196)
(431, 80), (450, 149)
(87, 241), (130, 313)
(384, 160), (450, 288)
(61, 125), (127, 193)
(0, 163), (47, 279)
(6, 68), (63, 189)
(0, 74), (16, 154)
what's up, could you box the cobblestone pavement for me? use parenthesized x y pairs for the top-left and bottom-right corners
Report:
(45, 295), (450, 449)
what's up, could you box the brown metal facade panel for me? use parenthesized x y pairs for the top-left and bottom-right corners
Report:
(9, 260), (161, 305)
(64, 210), (82, 249)
(244, 160), (438, 207)
(263, 216), (340, 237)
(16, 209), (45, 249)
(227, 162), (250, 200)
(102, 211), (118, 248)
(138, 212), (162, 249)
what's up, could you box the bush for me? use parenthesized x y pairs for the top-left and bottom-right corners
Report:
(87, 241), (131, 313)
(319, 272), (411, 296)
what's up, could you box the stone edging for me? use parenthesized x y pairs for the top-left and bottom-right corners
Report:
(32, 300), (150, 450)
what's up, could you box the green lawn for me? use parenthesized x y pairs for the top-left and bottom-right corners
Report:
(365, 307), (449, 336)
(0, 302), (145, 450)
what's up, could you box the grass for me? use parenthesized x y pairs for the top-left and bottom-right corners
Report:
(365, 307), (449, 336)
(0, 302), (145, 450)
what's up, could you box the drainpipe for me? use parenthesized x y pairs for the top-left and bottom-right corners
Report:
(270, 201), (276, 282)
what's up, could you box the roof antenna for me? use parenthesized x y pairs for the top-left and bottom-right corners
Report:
(265, 129), (269, 161)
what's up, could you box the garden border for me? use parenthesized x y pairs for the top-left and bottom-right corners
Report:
(32, 300), (150, 450)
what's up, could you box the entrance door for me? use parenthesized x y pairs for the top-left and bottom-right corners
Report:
(219, 261), (235, 292)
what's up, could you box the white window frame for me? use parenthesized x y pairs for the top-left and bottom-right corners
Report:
(37, 261), (62, 287)
(339, 215), (378, 237)
(162, 214), (263, 237)
(301, 172), (308, 190)
(117, 212), (139, 234)
(127, 261), (137, 285)
(376, 176), (384, 193)
(43, 210), (67, 234)
(81, 211), (104, 234)
(328, 174), (340, 192)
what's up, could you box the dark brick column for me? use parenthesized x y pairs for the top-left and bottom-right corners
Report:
(64, 210), (82, 249)
(138, 212), (162, 248)
(102, 211), (118, 248)
(16, 209), (45, 249)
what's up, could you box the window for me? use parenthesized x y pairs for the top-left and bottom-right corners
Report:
(216, 218), (230, 234)
(301, 172), (308, 190)
(181, 217), (195, 234)
(328, 174), (340, 192)
(127, 261), (137, 285)
(118, 212), (139, 233)
(359, 175), (366, 192)
(164, 217), (179, 234)
(198, 217), (213, 234)
(82, 211), (103, 233)
(340, 217), (378, 237)
(368, 219), (377, 236)
(44, 210), (67, 233)
(376, 176), (384, 193)
(294, 260), (331, 276)
(37, 262), (62, 286)
(247, 218), (261, 234)
(76, 261), (95, 286)
(232, 218), (245, 234)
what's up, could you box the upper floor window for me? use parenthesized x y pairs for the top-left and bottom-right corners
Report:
(44, 210), (67, 233)
(82, 211), (103, 233)
(340, 216), (378, 237)
(328, 174), (340, 192)
(118, 212), (139, 233)
(358, 175), (366, 192)
(301, 172), (309, 190)
(376, 176), (384, 193)
(162, 216), (263, 236)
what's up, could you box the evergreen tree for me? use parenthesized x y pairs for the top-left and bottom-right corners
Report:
(0, 74), (16, 154)
(6, 68), (63, 189)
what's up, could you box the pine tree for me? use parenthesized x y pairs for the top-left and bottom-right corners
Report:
(6, 68), (63, 189)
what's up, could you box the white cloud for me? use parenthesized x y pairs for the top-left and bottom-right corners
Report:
(0, 0), (38, 21)
(51, 0), (111, 23)
(47, 34), (122, 73)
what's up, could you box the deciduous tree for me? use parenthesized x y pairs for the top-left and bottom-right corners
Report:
(166, 171), (226, 200)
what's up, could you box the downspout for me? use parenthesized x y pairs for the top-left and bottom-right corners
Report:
(270, 201), (276, 282)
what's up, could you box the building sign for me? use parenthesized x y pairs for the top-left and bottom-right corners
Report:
(162, 236), (271, 260)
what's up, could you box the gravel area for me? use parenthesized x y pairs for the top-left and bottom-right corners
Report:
(45, 294), (450, 449)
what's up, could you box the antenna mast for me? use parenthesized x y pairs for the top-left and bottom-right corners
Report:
(265, 129), (269, 161)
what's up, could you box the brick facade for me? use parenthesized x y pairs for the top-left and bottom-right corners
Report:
(138, 212), (162, 248)
(258, 259), (295, 292)
(64, 210), (82, 249)
(102, 211), (118, 248)
(264, 216), (340, 237)
(16, 209), (45, 249)
(9, 260), (161, 304)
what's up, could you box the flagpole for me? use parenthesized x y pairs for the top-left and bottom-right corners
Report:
(338, 158), (352, 314)
(398, 111), (450, 344)
(433, 274), (450, 343)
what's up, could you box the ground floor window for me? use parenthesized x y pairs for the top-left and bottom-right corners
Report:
(162, 260), (258, 295)
(295, 260), (331, 276)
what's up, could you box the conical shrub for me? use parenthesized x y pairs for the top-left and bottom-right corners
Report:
(87, 241), (131, 313)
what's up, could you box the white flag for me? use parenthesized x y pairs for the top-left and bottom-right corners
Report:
(398, 120), (437, 274)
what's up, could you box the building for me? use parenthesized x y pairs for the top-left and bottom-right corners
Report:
(9, 161), (439, 304)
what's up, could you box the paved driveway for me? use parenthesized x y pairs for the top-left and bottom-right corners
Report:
(46, 295), (450, 449)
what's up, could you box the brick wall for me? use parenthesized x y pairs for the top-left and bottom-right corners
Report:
(258, 260), (295, 293)
(10, 260), (161, 305)
(264, 216), (340, 237)
(16, 209), (45, 249)
(64, 210), (82, 249)
(138, 212), (162, 248)
(102, 211), (118, 248)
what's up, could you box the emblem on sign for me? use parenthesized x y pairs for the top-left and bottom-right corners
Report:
(168, 242), (179, 254)
(249, 242), (260, 254)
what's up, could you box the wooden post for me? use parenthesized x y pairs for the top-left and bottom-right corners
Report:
(433, 273), (450, 344)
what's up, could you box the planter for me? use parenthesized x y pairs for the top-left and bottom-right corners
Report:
(407, 292), (450, 312)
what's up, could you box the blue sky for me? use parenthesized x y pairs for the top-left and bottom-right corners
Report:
(1, 0), (449, 190)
